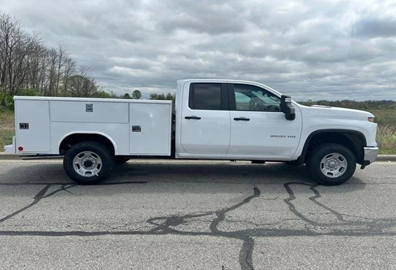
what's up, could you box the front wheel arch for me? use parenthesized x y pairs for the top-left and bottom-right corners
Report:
(299, 129), (366, 164)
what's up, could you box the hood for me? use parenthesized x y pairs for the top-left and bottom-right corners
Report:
(297, 104), (374, 120)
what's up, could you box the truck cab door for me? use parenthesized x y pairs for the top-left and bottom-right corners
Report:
(179, 83), (231, 157)
(227, 83), (302, 160)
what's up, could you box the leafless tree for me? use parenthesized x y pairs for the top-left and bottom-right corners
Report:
(0, 12), (24, 92)
(54, 44), (66, 96)
(61, 56), (76, 96)
(0, 11), (98, 97)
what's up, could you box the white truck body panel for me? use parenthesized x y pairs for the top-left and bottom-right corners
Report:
(15, 100), (51, 153)
(179, 81), (231, 156)
(12, 96), (172, 156)
(227, 108), (302, 160)
(50, 101), (129, 123)
(129, 103), (172, 155)
(292, 105), (377, 160)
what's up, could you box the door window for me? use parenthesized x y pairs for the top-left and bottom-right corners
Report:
(189, 83), (222, 110)
(233, 84), (281, 112)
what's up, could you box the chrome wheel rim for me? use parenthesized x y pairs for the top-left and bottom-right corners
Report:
(73, 151), (102, 177)
(320, 153), (348, 178)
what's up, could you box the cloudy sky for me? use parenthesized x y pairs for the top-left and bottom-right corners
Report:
(2, 0), (396, 100)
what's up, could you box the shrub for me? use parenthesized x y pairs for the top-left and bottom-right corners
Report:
(377, 125), (396, 154)
(0, 93), (14, 110)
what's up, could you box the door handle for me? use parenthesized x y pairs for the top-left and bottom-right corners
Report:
(234, 117), (250, 121)
(185, 116), (201, 120)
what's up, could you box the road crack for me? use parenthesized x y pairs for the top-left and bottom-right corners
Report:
(0, 184), (80, 224)
(145, 186), (261, 270)
(283, 182), (396, 233)
(0, 184), (51, 224)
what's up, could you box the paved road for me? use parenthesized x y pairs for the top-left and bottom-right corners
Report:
(0, 160), (395, 270)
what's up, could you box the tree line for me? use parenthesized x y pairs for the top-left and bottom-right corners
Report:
(0, 12), (99, 101)
(0, 11), (177, 109)
(149, 93), (174, 101)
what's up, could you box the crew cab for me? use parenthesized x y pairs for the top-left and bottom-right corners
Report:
(4, 79), (379, 185)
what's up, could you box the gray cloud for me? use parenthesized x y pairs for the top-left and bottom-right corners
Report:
(155, 0), (246, 35)
(352, 17), (396, 38)
(1, 0), (396, 101)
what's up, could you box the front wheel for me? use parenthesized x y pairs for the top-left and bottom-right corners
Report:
(63, 141), (115, 184)
(307, 143), (356, 185)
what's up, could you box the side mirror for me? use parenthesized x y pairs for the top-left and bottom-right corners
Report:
(280, 95), (295, 121)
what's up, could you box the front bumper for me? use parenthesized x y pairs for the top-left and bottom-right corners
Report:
(363, 146), (379, 166)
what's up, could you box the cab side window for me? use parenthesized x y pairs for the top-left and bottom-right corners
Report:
(233, 84), (281, 112)
(189, 83), (222, 110)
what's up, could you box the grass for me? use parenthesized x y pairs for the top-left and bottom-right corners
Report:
(0, 107), (394, 154)
(371, 109), (396, 154)
(0, 109), (14, 151)
(371, 109), (395, 126)
(376, 125), (396, 154)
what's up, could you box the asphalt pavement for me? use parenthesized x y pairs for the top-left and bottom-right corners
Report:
(0, 159), (395, 270)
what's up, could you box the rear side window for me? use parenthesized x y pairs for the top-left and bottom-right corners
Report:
(189, 83), (222, 110)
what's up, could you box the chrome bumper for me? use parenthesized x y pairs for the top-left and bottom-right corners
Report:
(364, 147), (379, 164)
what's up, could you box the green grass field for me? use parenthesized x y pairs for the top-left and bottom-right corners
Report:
(371, 110), (396, 154)
(0, 109), (14, 151)
(0, 108), (395, 154)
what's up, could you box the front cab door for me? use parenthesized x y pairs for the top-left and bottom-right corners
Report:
(227, 83), (302, 160)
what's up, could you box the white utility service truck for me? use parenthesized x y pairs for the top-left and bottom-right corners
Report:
(4, 79), (378, 185)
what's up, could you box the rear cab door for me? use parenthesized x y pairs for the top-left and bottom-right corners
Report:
(177, 82), (231, 158)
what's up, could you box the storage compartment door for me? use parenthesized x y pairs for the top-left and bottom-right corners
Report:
(50, 101), (128, 123)
(15, 100), (50, 153)
(129, 103), (171, 155)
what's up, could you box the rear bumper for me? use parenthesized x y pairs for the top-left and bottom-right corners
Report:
(363, 146), (379, 164)
(4, 136), (16, 154)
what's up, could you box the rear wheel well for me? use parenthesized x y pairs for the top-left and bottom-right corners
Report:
(303, 132), (365, 164)
(59, 134), (115, 155)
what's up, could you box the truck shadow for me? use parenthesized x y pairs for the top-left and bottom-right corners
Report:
(1, 160), (366, 190)
(115, 161), (314, 184)
(112, 161), (367, 193)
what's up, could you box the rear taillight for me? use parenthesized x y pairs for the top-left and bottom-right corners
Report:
(368, 117), (374, 122)
(18, 146), (23, 151)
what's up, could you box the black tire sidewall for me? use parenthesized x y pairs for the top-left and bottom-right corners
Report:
(307, 143), (356, 185)
(63, 142), (114, 184)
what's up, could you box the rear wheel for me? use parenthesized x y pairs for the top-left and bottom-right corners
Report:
(63, 141), (115, 184)
(307, 143), (356, 185)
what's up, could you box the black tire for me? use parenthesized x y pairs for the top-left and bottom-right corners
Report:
(63, 141), (115, 184)
(307, 143), (356, 185)
(115, 156), (130, 165)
